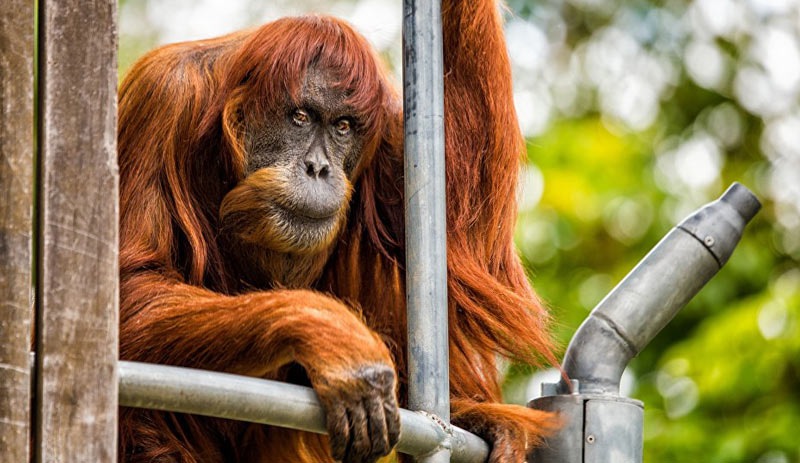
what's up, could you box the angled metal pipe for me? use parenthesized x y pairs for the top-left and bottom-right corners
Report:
(559, 182), (761, 395)
(118, 361), (489, 462)
(529, 183), (761, 463)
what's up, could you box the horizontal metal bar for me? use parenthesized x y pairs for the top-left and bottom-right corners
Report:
(118, 361), (489, 462)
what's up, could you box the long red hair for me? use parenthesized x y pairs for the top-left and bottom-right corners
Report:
(119, 16), (396, 290)
(118, 4), (558, 461)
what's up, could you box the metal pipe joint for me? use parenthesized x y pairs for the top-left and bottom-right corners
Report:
(529, 183), (760, 463)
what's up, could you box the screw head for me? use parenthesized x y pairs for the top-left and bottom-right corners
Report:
(586, 435), (596, 444)
(704, 236), (715, 246)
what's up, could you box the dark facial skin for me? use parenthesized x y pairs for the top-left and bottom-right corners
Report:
(219, 66), (367, 273)
(247, 67), (363, 221)
(227, 70), (400, 462)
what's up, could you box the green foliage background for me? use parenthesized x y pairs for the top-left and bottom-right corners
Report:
(503, 1), (800, 462)
(119, 0), (800, 461)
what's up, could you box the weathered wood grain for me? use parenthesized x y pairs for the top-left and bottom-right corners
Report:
(36, 0), (119, 461)
(0, 0), (35, 461)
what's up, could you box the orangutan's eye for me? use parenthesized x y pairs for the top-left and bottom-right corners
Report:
(292, 109), (310, 126)
(335, 118), (352, 136)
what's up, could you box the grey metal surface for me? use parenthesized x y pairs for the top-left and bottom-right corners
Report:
(528, 395), (585, 463)
(560, 183), (760, 395)
(528, 395), (643, 463)
(118, 362), (489, 462)
(678, 182), (761, 267)
(530, 183), (759, 463)
(402, 0), (450, 461)
(583, 398), (643, 463)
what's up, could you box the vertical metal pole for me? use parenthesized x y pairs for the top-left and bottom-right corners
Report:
(403, 0), (450, 462)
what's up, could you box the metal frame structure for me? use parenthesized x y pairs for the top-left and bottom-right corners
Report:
(119, 0), (476, 460)
(401, 0), (454, 462)
(0, 0), (761, 462)
(119, 362), (488, 462)
(529, 183), (760, 463)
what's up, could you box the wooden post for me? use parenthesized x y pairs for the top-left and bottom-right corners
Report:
(0, 0), (35, 461)
(36, 0), (119, 461)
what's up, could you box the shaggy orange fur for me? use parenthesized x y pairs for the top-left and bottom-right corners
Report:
(118, 1), (558, 461)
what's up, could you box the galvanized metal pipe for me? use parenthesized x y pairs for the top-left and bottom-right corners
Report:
(402, 0), (451, 461)
(118, 362), (489, 462)
(529, 183), (761, 463)
(559, 183), (761, 395)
